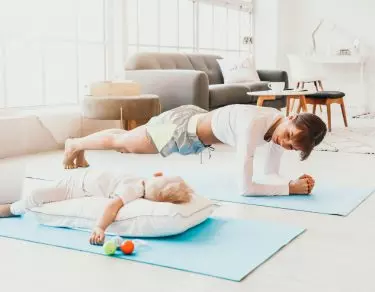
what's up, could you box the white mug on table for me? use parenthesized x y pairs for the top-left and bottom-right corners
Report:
(268, 82), (285, 92)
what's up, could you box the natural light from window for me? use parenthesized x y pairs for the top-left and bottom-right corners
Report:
(0, 0), (252, 109)
(127, 0), (251, 57)
(0, 0), (108, 108)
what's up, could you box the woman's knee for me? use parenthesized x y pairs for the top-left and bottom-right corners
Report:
(102, 135), (120, 149)
(114, 126), (157, 154)
(111, 134), (130, 150)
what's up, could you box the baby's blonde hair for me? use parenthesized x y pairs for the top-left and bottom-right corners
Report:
(146, 180), (193, 204)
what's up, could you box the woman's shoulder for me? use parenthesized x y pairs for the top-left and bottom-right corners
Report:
(232, 105), (277, 122)
(223, 104), (279, 115)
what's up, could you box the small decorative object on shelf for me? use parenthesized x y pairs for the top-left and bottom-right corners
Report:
(243, 36), (252, 45)
(337, 49), (351, 56)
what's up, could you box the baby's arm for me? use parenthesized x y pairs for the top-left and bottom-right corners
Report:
(90, 178), (145, 245)
(90, 197), (124, 245)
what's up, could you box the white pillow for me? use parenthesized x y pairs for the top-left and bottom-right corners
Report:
(27, 195), (219, 237)
(217, 56), (260, 84)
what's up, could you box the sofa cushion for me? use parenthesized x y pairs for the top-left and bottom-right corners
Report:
(217, 57), (260, 84)
(244, 81), (270, 92)
(125, 52), (195, 70)
(185, 54), (223, 85)
(209, 81), (269, 109)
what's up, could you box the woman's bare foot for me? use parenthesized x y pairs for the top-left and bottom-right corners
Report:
(75, 150), (90, 168)
(0, 204), (14, 218)
(63, 139), (80, 169)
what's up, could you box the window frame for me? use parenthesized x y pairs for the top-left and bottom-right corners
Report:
(0, 0), (254, 109)
(125, 0), (254, 59)
(0, 0), (114, 109)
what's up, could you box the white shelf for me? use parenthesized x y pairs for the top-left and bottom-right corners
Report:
(306, 55), (364, 64)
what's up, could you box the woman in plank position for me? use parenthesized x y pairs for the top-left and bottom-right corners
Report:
(63, 104), (327, 196)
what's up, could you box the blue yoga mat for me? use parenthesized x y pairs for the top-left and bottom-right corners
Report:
(0, 216), (304, 281)
(189, 179), (375, 216)
(25, 167), (374, 216)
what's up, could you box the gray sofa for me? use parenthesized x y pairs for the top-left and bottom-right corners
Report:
(125, 52), (288, 112)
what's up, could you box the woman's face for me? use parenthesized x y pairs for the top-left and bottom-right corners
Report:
(271, 117), (303, 151)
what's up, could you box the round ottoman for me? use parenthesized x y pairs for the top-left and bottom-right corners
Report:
(82, 94), (161, 130)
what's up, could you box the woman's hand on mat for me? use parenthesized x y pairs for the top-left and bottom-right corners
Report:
(299, 174), (315, 193)
(299, 174), (314, 183)
(90, 226), (105, 245)
(289, 178), (311, 195)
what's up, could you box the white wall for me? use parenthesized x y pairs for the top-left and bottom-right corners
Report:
(254, 0), (375, 111)
(253, 0), (279, 69)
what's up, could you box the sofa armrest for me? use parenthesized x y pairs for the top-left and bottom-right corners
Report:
(125, 70), (209, 111)
(257, 70), (289, 89)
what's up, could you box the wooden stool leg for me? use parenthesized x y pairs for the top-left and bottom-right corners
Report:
(290, 99), (295, 113)
(121, 119), (129, 130)
(290, 82), (301, 112)
(312, 103), (317, 114)
(326, 101), (332, 132)
(298, 83), (305, 112)
(339, 98), (348, 127)
(299, 95), (308, 112)
(317, 80), (324, 112)
(120, 107), (127, 130)
(297, 102), (302, 113)
(257, 96), (265, 106)
(121, 119), (141, 130)
(128, 120), (138, 130)
(311, 80), (324, 111)
(286, 96), (291, 116)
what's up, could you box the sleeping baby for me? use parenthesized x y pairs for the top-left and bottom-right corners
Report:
(0, 169), (192, 245)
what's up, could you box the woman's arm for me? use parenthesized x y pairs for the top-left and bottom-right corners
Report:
(238, 123), (312, 196)
(263, 135), (315, 194)
(264, 142), (284, 175)
(89, 197), (124, 245)
(237, 122), (290, 196)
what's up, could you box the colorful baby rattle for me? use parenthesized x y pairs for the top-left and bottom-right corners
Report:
(103, 236), (135, 256)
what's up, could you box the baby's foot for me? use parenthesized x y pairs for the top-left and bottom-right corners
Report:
(75, 150), (89, 168)
(63, 139), (79, 169)
(0, 204), (14, 218)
